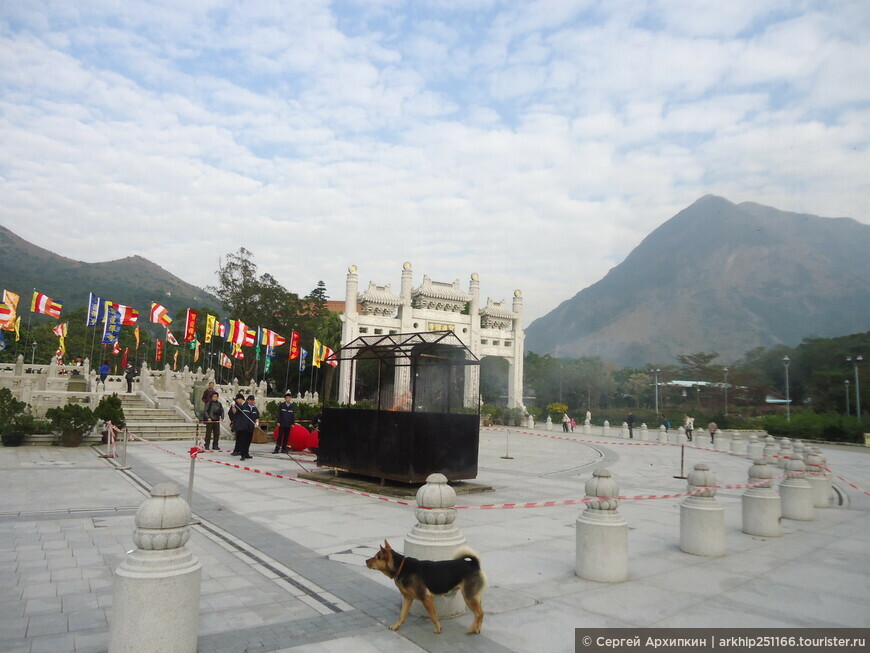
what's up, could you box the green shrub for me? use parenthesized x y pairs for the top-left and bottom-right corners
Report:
(45, 404), (98, 447)
(546, 402), (568, 422)
(762, 411), (866, 444)
(0, 388), (30, 447)
(94, 393), (126, 428)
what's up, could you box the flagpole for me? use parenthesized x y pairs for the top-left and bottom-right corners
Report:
(20, 289), (35, 361)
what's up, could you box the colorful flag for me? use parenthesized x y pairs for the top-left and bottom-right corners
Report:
(166, 330), (179, 346)
(150, 303), (172, 327)
(134, 327), (140, 349)
(1, 290), (19, 329)
(227, 320), (247, 345)
(0, 330), (6, 352)
(86, 293), (102, 326)
(299, 348), (308, 372)
(231, 343), (244, 359)
(183, 309), (198, 342)
(55, 349), (63, 365)
(287, 331), (300, 360)
(323, 346), (338, 368)
(155, 339), (163, 362)
(102, 305), (121, 344)
(220, 352), (232, 368)
(112, 340), (121, 355)
(204, 314), (216, 344)
(215, 319), (227, 339)
(31, 291), (63, 319)
(109, 302), (139, 325)
(0, 304), (12, 323)
(260, 328), (286, 348)
(244, 327), (256, 347)
(265, 345), (276, 358)
(52, 322), (68, 337)
(312, 338), (322, 368)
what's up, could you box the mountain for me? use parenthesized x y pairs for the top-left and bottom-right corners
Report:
(525, 196), (870, 366)
(0, 225), (221, 316)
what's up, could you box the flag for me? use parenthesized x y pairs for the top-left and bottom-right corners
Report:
(109, 303), (139, 325)
(134, 327), (140, 349)
(121, 347), (128, 369)
(13, 316), (20, 341)
(260, 328), (286, 348)
(205, 314), (216, 344)
(112, 340), (121, 355)
(215, 319), (227, 339)
(173, 350), (178, 370)
(312, 338), (322, 368)
(264, 356), (272, 374)
(0, 330), (5, 352)
(166, 330), (179, 346)
(31, 291), (63, 318)
(86, 293), (102, 327)
(150, 303), (172, 326)
(244, 327), (256, 347)
(227, 320), (247, 345)
(52, 322), (68, 337)
(183, 309), (198, 342)
(55, 349), (63, 365)
(193, 339), (200, 363)
(0, 304), (12, 324)
(299, 348), (308, 372)
(323, 346), (338, 368)
(102, 305), (121, 344)
(287, 331), (300, 360)
(265, 345), (276, 358)
(155, 339), (163, 362)
(231, 343), (244, 359)
(1, 290), (19, 329)
(220, 352), (232, 368)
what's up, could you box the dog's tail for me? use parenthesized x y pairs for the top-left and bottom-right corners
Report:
(454, 547), (482, 569)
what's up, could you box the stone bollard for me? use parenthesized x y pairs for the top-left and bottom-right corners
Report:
(747, 434), (762, 460)
(813, 447), (834, 502)
(575, 469), (628, 582)
(730, 433), (746, 456)
(763, 437), (779, 464)
(603, 420), (611, 437)
(404, 473), (467, 619)
(109, 483), (202, 653)
(658, 425), (668, 443)
(792, 439), (806, 458)
(640, 423), (649, 441)
(621, 422), (629, 439)
(804, 450), (830, 509)
(680, 464), (725, 557)
(777, 438), (793, 469)
(676, 426), (687, 445)
(713, 430), (728, 451)
(546, 416), (553, 431)
(583, 420), (591, 435)
(742, 459), (782, 537)
(779, 458), (814, 521)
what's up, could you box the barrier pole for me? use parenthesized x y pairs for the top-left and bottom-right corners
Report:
(501, 428), (514, 460)
(186, 448), (200, 525)
(116, 427), (131, 470)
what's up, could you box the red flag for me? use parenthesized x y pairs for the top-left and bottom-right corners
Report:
(155, 339), (163, 362)
(31, 291), (63, 318)
(121, 347), (129, 369)
(227, 319), (247, 345)
(323, 346), (338, 367)
(112, 340), (121, 355)
(287, 331), (300, 360)
(220, 352), (233, 368)
(150, 303), (172, 326)
(184, 309), (199, 342)
(109, 303), (139, 325)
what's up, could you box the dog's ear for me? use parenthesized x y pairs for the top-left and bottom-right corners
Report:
(383, 540), (391, 551)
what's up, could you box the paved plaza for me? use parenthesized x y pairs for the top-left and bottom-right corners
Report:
(1, 425), (868, 652)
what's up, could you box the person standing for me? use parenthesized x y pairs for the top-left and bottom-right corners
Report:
(627, 411), (636, 439)
(708, 421), (718, 445)
(228, 393), (245, 455)
(684, 413), (694, 442)
(124, 364), (136, 393)
(561, 412), (570, 432)
(203, 391), (225, 450)
(274, 392), (295, 454)
(236, 394), (260, 461)
(99, 360), (110, 388)
(201, 382), (217, 407)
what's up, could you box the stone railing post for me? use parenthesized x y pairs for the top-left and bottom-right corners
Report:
(545, 416), (553, 431)
(746, 434), (762, 460)
(657, 424), (667, 443)
(780, 458), (814, 521)
(575, 469), (627, 582)
(763, 437), (779, 464)
(109, 483), (201, 653)
(777, 438), (793, 469)
(804, 450), (830, 509)
(603, 420), (611, 438)
(680, 464), (725, 557)
(742, 458), (781, 537)
(731, 433), (746, 456)
(404, 473), (467, 619)
(640, 423), (649, 441)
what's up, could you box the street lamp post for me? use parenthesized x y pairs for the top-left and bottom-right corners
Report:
(847, 355), (863, 418)
(30, 341), (37, 366)
(783, 356), (791, 422)
(723, 367), (729, 417)
(845, 379), (850, 416)
(651, 368), (660, 416)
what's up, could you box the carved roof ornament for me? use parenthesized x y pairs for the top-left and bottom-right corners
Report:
(412, 275), (471, 312)
(358, 282), (401, 316)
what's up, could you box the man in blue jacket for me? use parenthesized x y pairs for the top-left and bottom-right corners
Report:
(274, 392), (295, 454)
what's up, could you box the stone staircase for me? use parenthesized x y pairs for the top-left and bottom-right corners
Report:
(119, 394), (200, 441)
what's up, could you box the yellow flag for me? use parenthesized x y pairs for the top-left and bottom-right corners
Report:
(1, 290), (19, 330)
(312, 338), (322, 368)
(205, 315), (215, 344)
(134, 327), (140, 349)
(173, 350), (178, 370)
(193, 340), (200, 362)
(14, 316), (21, 341)
(58, 337), (66, 356)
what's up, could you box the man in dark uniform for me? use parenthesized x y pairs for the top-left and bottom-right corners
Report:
(274, 392), (295, 454)
(627, 411), (636, 439)
(228, 393), (245, 455)
(236, 394), (260, 461)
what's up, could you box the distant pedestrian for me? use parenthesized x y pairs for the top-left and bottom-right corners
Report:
(627, 411), (635, 439)
(235, 395), (260, 461)
(124, 364), (136, 393)
(562, 412), (570, 432)
(570, 417), (576, 432)
(684, 414), (694, 442)
(274, 392), (295, 454)
(661, 415), (670, 433)
(202, 392), (224, 450)
(99, 360), (110, 387)
(201, 382), (217, 407)
(708, 421), (718, 444)
(228, 393), (245, 455)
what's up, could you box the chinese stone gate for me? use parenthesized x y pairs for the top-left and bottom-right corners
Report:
(338, 262), (524, 411)
(318, 331), (481, 483)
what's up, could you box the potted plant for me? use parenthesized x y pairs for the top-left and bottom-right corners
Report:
(46, 403), (99, 447)
(94, 394), (126, 443)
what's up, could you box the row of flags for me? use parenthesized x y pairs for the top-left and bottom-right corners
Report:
(0, 288), (339, 370)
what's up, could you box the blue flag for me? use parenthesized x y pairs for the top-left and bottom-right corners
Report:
(0, 329), (5, 352)
(86, 293), (103, 327)
(101, 305), (121, 344)
(299, 348), (308, 372)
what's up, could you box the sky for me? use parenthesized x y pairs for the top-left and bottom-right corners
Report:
(1, 0), (868, 324)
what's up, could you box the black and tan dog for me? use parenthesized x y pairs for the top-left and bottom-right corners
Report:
(365, 540), (486, 634)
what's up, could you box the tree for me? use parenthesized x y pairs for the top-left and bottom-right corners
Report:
(675, 351), (720, 382)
